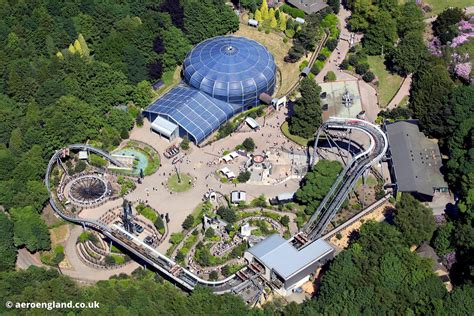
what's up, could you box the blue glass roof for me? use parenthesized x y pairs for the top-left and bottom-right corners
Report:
(144, 85), (240, 143)
(183, 36), (276, 107)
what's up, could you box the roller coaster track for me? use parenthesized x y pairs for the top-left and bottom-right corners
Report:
(45, 144), (249, 294)
(45, 117), (387, 294)
(302, 117), (388, 240)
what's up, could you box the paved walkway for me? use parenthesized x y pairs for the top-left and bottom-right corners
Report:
(127, 109), (302, 252)
(61, 226), (139, 282)
(16, 248), (46, 270)
(386, 74), (412, 110)
(314, 6), (379, 123)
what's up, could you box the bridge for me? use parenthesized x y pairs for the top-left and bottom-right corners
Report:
(302, 117), (388, 240)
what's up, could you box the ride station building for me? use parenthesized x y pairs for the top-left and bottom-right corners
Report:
(244, 234), (334, 296)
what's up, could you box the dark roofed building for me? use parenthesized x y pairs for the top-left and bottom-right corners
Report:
(416, 243), (452, 291)
(385, 120), (448, 201)
(286, 0), (328, 14)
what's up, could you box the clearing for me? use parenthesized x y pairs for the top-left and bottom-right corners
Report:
(367, 56), (404, 108)
(234, 22), (304, 97)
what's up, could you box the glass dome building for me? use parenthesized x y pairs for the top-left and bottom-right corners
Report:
(144, 36), (276, 144)
(183, 36), (276, 108)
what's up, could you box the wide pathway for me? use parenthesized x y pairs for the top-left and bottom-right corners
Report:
(314, 6), (379, 123)
(61, 226), (139, 282)
(386, 74), (412, 110)
(127, 111), (302, 252)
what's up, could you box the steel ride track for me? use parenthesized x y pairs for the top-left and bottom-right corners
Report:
(45, 117), (387, 293)
(302, 117), (388, 240)
(45, 145), (251, 294)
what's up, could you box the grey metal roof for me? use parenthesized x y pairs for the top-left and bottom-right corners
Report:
(277, 192), (295, 201)
(151, 116), (178, 137)
(248, 235), (333, 279)
(245, 117), (259, 129)
(386, 121), (448, 197)
(287, 0), (328, 14)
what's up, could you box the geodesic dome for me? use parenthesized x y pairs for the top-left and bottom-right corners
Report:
(183, 36), (276, 108)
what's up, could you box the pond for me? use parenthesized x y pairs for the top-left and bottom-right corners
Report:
(113, 148), (149, 176)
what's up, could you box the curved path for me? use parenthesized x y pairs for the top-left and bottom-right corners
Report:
(303, 117), (388, 239)
(45, 120), (387, 293)
(45, 144), (248, 294)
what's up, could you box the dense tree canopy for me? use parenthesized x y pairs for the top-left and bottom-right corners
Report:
(409, 64), (455, 138)
(390, 31), (428, 75)
(183, 0), (239, 44)
(289, 78), (322, 139)
(433, 7), (464, 44)
(0, 212), (16, 271)
(301, 221), (453, 315)
(296, 160), (342, 215)
(0, 267), (250, 315)
(363, 10), (398, 55)
(394, 194), (436, 246)
(10, 206), (50, 252)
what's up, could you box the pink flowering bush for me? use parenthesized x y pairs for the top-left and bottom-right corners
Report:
(434, 214), (446, 227)
(428, 38), (442, 57)
(454, 62), (472, 80)
(451, 20), (474, 47)
(459, 20), (474, 32)
(443, 252), (456, 270)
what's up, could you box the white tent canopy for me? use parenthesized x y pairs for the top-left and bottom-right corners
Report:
(245, 117), (259, 129)
(151, 116), (178, 138)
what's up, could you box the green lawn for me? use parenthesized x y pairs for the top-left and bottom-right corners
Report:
(424, 0), (472, 16)
(167, 173), (192, 192)
(280, 121), (311, 147)
(367, 56), (404, 108)
(136, 204), (158, 223)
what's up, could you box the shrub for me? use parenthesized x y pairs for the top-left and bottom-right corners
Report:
(280, 4), (305, 18)
(362, 71), (375, 82)
(324, 71), (337, 82)
(283, 37), (288, 43)
(180, 136), (190, 150)
(280, 215), (290, 226)
(182, 215), (194, 230)
(136, 113), (144, 126)
(218, 122), (234, 139)
(299, 60), (309, 71)
(242, 137), (255, 152)
(326, 38), (338, 51)
(105, 256), (116, 266)
(205, 228), (215, 239)
(74, 160), (87, 173)
(285, 28), (295, 38)
(89, 154), (107, 168)
(237, 171), (251, 183)
(217, 206), (237, 224)
(170, 232), (184, 245)
(310, 63), (321, 75)
(154, 215), (165, 233)
(355, 63), (369, 75)
(209, 270), (219, 281)
(317, 54), (327, 61)
(258, 26), (263, 32)
(251, 194), (267, 207)
(265, 29), (270, 34)
(348, 54), (359, 66)
(340, 59), (349, 70)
